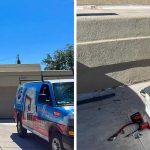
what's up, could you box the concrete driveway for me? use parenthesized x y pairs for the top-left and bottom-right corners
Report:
(0, 121), (49, 150)
(78, 81), (150, 150)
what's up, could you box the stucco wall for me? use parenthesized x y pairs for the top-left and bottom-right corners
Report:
(0, 70), (73, 118)
(77, 10), (150, 95)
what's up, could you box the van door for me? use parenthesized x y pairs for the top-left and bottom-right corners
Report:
(35, 84), (52, 138)
(23, 87), (36, 129)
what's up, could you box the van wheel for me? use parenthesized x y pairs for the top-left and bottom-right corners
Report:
(50, 133), (64, 150)
(17, 119), (27, 137)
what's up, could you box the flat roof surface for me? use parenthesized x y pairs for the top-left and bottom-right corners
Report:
(78, 81), (150, 150)
(77, 6), (150, 19)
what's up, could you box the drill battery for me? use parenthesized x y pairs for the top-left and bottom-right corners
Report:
(130, 112), (144, 124)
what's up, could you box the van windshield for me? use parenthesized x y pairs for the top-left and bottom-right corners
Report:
(53, 82), (74, 106)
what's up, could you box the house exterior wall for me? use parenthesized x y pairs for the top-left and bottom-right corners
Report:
(0, 70), (73, 118)
(77, 9), (150, 95)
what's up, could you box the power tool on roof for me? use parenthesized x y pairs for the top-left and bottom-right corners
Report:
(107, 112), (150, 141)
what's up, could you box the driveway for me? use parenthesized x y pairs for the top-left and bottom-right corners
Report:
(78, 81), (150, 150)
(0, 120), (49, 150)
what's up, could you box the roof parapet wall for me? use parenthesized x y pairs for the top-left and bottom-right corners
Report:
(78, 0), (150, 5)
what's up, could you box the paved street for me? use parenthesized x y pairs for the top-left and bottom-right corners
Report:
(0, 121), (49, 150)
(78, 81), (150, 150)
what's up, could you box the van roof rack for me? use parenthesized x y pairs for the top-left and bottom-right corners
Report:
(19, 78), (42, 85)
(19, 73), (44, 85)
(18, 74), (66, 85)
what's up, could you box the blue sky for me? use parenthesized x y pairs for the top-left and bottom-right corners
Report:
(0, 0), (74, 68)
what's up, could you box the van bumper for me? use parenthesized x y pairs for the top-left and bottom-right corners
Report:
(62, 135), (74, 150)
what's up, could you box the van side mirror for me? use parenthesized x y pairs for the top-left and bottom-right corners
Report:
(38, 94), (47, 103)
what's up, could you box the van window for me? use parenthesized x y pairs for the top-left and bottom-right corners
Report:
(17, 87), (23, 100)
(38, 84), (51, 104)
(53, 82), (74, 106)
